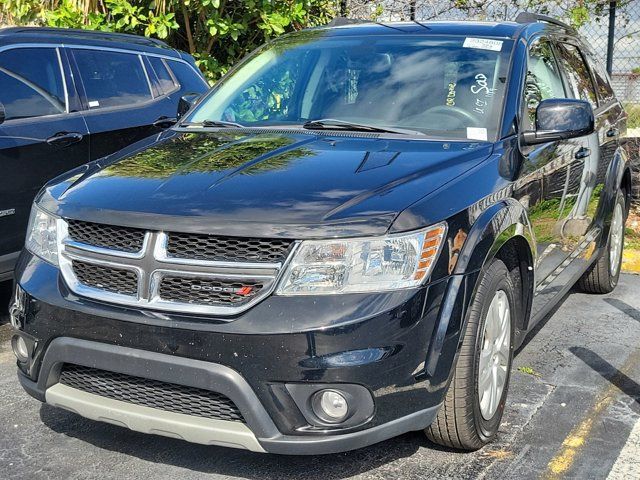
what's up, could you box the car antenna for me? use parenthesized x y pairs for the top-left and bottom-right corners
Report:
(412, 20), (431, 31)
(327, 16), (408, 33)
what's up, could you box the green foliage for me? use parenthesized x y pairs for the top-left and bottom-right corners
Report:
(102, 133), (313, 178)
(517, 366), (541, 377)
(625, 103), (640, 129)
(1, 0), (337, 82)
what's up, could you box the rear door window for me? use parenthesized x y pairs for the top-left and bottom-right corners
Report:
(166, 60), (208, 93)
(583, 50), (615, 106)
(0, 47), (66, 120)
(554, 43), (598, 108)
(73, 49), (152, 109)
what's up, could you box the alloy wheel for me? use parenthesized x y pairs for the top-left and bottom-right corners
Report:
(478, 289), (511, 420)
(609, 202), (624, 277)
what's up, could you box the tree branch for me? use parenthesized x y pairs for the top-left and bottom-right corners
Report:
(181, 3), (195, 54)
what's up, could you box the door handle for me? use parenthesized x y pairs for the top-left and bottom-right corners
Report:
(46, 131), (83, 147)
(606, 127), (619, 138)
(153, 116), (177, 128)
(575, 147), (591, 159)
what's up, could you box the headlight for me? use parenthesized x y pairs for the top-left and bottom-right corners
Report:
(276, 223), (447, 295)
(26, 205), (59, 265)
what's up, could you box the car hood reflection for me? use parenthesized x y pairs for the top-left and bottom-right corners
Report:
(50, 131), (494, 238)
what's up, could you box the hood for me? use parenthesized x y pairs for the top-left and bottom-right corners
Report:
(45, 130), (493, 238)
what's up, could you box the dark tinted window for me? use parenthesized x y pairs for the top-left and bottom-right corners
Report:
(583, 50), (615, 105)
(555, 43), (598, 108)
(167, 60), (207, 93)
(0, 48), (66, 120)
(73, 49), (152, 109)
(523, 39), (566, 130)
(148, 56), (177, 95)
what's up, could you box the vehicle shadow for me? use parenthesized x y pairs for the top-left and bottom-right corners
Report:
(569, 346), (640, 411)
(567, 297), (640, 412)
(515, 288), (573, 356)
(39, 404), (435, 479)
(0, 280), (12, 324)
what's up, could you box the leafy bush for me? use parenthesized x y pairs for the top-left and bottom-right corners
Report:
(1, 0), (337, 82)
(625, 103), (640, 130)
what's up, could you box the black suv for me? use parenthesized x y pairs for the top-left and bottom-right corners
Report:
(0, 27), (208, 281)
(10, 15), (633, 454)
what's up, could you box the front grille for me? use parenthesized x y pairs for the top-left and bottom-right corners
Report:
(167, 232), (293, 263)
(72, 260), (138, 295)
(159, 277), (263, 306)
(68, 220), (145, 253)
(60, 220), (293, 314)
(59, 364), (245, 423)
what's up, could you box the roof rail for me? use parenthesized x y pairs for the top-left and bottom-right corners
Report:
(3, 26), (168, 47)
(326, 17), (371, 27)
(515, 12), (576, 32)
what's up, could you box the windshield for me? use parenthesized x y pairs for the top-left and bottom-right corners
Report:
(187, 33), (514, 141)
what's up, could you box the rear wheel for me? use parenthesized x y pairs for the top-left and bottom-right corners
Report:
(425, 259), (516, 450)
(579, 191), (626, 294)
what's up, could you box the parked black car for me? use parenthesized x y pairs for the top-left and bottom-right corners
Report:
(10, 14), (633, 454)
(0, 27), (209, 281)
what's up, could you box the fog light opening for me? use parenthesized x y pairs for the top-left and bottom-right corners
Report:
(11, 336), (29, 362)
(313, 389), (349, 423)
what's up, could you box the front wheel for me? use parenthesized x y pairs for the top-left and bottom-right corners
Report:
(425, 259), (516, 450)
(578, 190), (626, 294)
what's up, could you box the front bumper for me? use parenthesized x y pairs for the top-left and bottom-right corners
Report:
(13, 252), (472, 454)
(17, 337), (440, 454)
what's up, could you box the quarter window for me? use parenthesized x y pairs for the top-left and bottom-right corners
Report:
(73, 49), (152, 109)
(0, 48), (66, 121)
(148, 56), (178, 95)
(554, 43), (598, 108)
(522, 39), (566, 130)
(167, 60), (207, 93)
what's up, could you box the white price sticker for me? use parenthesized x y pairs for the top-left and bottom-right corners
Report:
(463, 37), (503, 52)
(466, 127), (488, 141)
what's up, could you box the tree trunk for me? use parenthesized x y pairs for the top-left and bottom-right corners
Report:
(181, 4), (196, 54)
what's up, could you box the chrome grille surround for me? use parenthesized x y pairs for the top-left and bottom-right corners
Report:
(58, 221), (297, 316)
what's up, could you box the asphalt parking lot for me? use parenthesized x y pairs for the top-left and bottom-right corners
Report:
(1, 275), (640, 480)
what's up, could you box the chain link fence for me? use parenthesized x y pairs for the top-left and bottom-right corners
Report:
(337, 1), (640, 105)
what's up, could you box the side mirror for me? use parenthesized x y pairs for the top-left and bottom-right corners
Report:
(177, 93), (201, 119)
(0, 102), (5, 125)
(521, 98), (594, 145)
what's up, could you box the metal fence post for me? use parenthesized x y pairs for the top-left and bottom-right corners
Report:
(339, 0), (347, 17)
(606, 0), (617, 75)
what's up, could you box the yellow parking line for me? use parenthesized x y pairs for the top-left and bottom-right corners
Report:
(542, 347), (640, 480)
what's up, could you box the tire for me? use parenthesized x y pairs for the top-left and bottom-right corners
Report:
(578, 190), (626, 294)
(425, 259), (516, 450)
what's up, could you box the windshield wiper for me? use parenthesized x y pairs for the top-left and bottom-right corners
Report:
(302, 118), (422, 136)
(180, 119), (245, 128)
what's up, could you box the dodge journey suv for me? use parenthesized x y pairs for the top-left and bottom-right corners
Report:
(10, 14), (632, 454)
(0, 27), (208, 282)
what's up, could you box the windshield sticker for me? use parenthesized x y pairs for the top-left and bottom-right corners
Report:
(88, 101), (100, 108)
(446, 82), (457, 106)
(463, 38), (503, 52)
(467, 127), (488, 141)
